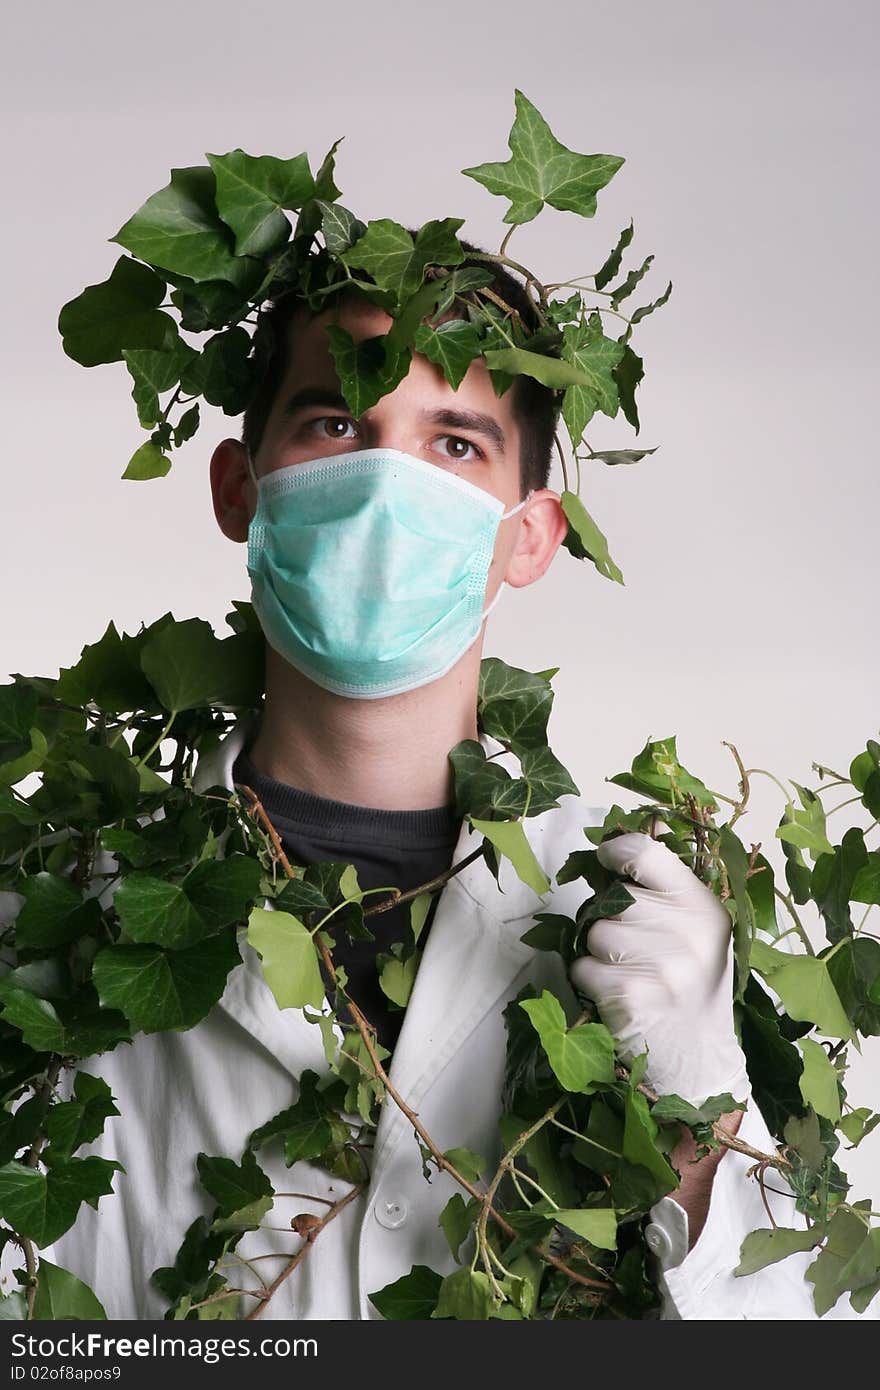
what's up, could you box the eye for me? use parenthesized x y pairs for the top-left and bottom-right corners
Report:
(306, 415), (359, 440)
(436, 434), (483, 462)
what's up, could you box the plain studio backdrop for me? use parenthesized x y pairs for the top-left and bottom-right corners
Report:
(3, 2), (878, 1219)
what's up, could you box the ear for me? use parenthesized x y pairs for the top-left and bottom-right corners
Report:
(503, 489), (569, 588)
(209, 438), (256, 543)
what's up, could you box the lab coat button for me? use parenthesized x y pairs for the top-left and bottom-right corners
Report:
(375, 1196), (409, 1229)
(644, 1222), (673, 1260)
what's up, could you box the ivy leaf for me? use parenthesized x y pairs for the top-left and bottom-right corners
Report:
(45, 1074), (119, 1158)
(650, 1092), (741, 1127)
(776, 796), (833, 861)
(482, 346), (604, 392)
(852, 853), (880, 905)
(797, 1037), (842, 1122)
(735, 1225), (823, 1277)
(588, 447), (658, 466)
(182, 855), (262, 933)
(477, 658), (554, 753)
(207, 150), (314, 256)
(248, 1071), (333, 1164)
(378, 951), (419, 1009)
(560, 312), (625, 444)
(31, 1260), (107, 1319)
(839, 1108), (880, 1147)
(58, 256), (176, 367)
(0, 726), (48, 791)
(369, 1265), (443, 1320)
(112, 166), (260, 290)
(718, 824), (756, 999)
(554, 1207), (617, 1251)
(750, 940), (853, 1040)
(439, 1192), (480, 1261)
(123, 339), (198, 429)
(517, 745), (580, 814)
(317, 201), (366, 256)
(613, 343), (644, 433)
(121, 441), (171, 481)
(810, 827), (869, 943)
(806, 1207), (876, 1316)
(825, 937), (880, 1037)
(560, 490), (623, 584)
(469, 817), (549, 897)
(442, 1148), (487, 1185)
(622, 1091), (679, 1193)
(413, 320), (483, 391)
(0, 1156), (121, 1245)
(431, 1266), (494, 1320)
(197, 1150), (273, 1220)
(343, 218), (464, 303)
(54, 621), (159, 714)
(92, 931), (241, 1033)
(246, 907), (325, 1011)
(595, 221), (635, 290)
(325, 327), (411, 417)
(179, 327), (259, 416)
(462, 89), (624, 226)
(519, 990), (616, 1092)
(608, 254), (654, 310)
(14, 873), (103, 949)
(140, 618), (263, 713)
(607, 735), (718, 809)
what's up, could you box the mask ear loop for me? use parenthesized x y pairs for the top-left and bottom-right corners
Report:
(245, 447), (259, 486)
(480, 488), (535, 620)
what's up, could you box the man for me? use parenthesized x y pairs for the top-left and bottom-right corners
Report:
(47, 251), (841, 1320)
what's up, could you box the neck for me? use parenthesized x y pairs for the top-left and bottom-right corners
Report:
(246, 641), (484, 810)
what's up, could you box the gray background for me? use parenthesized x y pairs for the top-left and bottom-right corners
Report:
(3, 2), (878, 1196)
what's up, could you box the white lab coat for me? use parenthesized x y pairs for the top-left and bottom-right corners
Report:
(23, 720), (867, 1319)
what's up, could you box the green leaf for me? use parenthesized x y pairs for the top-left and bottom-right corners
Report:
(462, 89), (624, 226)
(810, 827), (869, 943)
(0, 1155), (121, 1245)
(825, 937), (880, 1036)
(197, 1149), (273, 1219)
(0, 684), (36, 752)
(560, 490), (623, 584)
(179, 326), (258, 415)
(207, 150), (315, 256)
(622, 1091), (679, 1192)
(140, 618), (263, 713)
(477, 658), (554, 753)
(554, 1207), (617, 1250)
(608, 254), (654, 309)
(14, 873), (103, 949)
(431, 1266), (494, 1320)
(123, 339), (198, 429)
(650, 1092), (741, 1127)
(806, 1207), (875, 1316)
(248, 1072), (333, 1164)
(112, 166), (259, 289)
(58, 256), (176, 367)
(121, 441), (171, 481)
(734, 1225), (823, 1276)
(344, 218), (464, 302)
(718, 824), (756, 998)
(852, 852), (880, 905)
(439, 1192), (479, 1261)
(369, 1265), (443, 1320)
(838, 1108), (880, 1147)
(45, 1074), (119, 1158)
(413, 320), (483, 391)
(318, 201), (366, 256)
(797, 1037), (841, 1122)
(0, 1291), (27, 1320)
(749, 941), (853, 1040)
(325, 327), (411, 417)
(613, 342), (644, 432)
(442, 1147), (487, 1184)
(608, 734), (717, 808)
(0, 727), (49, 789)
(776, 798), (833, 860)
(469, 817), (549, 896)
(378, 952), (419, 1009)
(246, 907), (325, 1010)
(560, 312), (625, 443)
(482, 346), (603, 392)
(54, 620), (159, 714)
(182, 855), (262, 932)
(595, 221), (635, 290)
(92, 931), (241, 1033)
(519, 990), (616, 1092)
(115, 876), (205, 950)
(32, 1260), (107, 1319)
(588, 447), (658, 466)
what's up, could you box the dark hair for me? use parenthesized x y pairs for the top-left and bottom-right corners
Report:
(240, 236), (560, 497)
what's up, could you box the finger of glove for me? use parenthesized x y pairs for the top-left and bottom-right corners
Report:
(596, 831), (704, 896)
(585, 917), (679, 963)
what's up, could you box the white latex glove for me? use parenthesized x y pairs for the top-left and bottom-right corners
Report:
(569, 831), (751, 1108)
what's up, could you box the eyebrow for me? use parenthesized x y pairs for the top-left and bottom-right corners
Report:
(281, 388), (506, 456)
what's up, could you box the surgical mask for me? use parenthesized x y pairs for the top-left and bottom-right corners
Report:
(245, 447), (532, 699)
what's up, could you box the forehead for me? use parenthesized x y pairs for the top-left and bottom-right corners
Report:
(276, 294), (521, 440)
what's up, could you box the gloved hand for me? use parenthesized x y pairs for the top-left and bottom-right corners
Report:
(569, 831), (751, 1109)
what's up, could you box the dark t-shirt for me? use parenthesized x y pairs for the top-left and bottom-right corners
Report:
(232, 748), (462, 1053)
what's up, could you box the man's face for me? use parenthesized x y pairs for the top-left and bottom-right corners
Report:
(211, 292), (567, 606)
(253, 294), (525, 514)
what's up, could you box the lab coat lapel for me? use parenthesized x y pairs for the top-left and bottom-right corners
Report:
(193, 719), (552, 1108)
